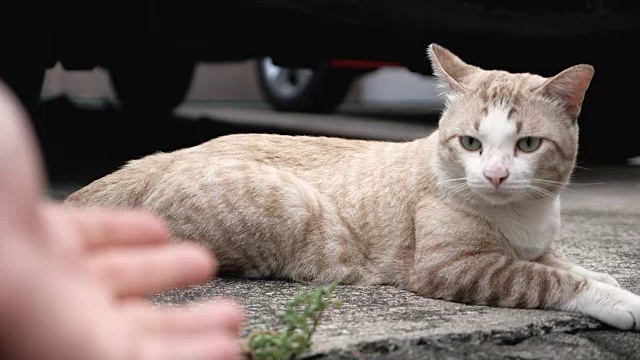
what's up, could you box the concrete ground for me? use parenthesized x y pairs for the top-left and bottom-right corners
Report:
(44, 99), (640, 359)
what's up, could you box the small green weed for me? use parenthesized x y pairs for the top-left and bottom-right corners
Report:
(246, 280), (341, 360)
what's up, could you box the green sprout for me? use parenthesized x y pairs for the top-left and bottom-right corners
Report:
(246, 280), (341, 360)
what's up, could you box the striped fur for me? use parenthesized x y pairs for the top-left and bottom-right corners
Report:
(64, 43), (640, 330)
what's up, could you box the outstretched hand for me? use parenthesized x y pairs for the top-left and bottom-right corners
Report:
(2, 203), (245, 360)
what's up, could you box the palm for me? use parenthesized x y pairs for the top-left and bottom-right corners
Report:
(8, 204), (244, 360)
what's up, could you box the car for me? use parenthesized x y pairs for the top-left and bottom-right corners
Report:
(2, 1), (639, 163)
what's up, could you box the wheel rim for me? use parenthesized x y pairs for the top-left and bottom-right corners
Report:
(260, 57), (314, 99)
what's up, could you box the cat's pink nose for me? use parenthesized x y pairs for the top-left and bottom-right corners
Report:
(483, 167), (509, 189)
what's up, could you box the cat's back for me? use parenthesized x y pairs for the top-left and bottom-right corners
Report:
(64, 133), (393, 208)
(194, 133), (380, 171)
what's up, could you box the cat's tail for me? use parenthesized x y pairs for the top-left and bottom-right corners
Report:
(63, 153), (165, 210)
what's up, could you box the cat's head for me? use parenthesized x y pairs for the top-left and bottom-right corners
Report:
(428, 43), (594, 206)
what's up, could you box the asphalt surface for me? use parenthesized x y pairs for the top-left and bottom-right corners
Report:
(40, 97), (640, 359)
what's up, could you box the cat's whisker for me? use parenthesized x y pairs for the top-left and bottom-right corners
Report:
(450, 187), (474, 201)
(573, 162), (591, 171)
(526, 188), (545, 200)
(508, 180), (559, 188)
(538, 187), (556, 199)
(565, 182), (605, 187)
(452, 189), (471, 197)
(529, 179), (565, 185)
(531, 178), (604, 187)
(463, 189), (475, 199)
(526, 185), (546, 196)
(449, 187), (470, 197)
(507, 179), (561, 186)
(559, 188), (586, 196)
(507, 179), (602, 187)
(439, 178), (469, 197)
(504, 179), (594, 197)
(451, 182), (469, 190)
(439, 177), (468, 184)
(526, 185), (557, 200)
(523, 191), (543, 206)
(446, 181), (469, 191)
(447, 182), (471, 197)
(551, 184), (592, 196)
(527, 180), (596, 197)
(526, 180), (573, 195)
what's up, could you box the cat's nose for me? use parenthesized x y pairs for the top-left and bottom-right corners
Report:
(483, 167), (509, 189)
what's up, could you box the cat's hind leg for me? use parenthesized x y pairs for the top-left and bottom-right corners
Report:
(142, 160), (374, 285)
(410, 250), (640, 330)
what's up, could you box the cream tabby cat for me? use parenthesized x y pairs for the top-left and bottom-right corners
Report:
(66, 44), (640, 330)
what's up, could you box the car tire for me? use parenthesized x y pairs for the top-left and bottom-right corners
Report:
(108, 59), (194, 117)
(256, 57), (358, 113)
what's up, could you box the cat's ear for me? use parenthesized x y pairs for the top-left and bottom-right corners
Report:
(427, 43), (478, 95)
(535, 64), (594, 120)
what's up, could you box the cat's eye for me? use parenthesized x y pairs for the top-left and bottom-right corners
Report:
(460, 136), (482, 151)
(517, 137), (542, 152)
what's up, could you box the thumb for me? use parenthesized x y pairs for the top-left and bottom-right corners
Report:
(0, 81), (47, 234)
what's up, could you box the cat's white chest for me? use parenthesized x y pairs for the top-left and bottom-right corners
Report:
(489, 197), (561, 260)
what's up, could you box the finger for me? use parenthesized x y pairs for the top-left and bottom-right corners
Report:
(37, 202), (84, 258)
(61, 206), (170, 250)
(88, 243), (216, 297)
(125, 299), (244, 335)
(138, 334), (244, 360)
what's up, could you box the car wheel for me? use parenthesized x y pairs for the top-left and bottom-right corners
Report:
(256, 57), (358, 113)
(108, 59), (194, 117)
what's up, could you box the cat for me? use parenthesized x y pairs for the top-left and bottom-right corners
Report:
(65, 43), (640, 330)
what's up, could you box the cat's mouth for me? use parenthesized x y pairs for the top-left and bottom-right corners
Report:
(470, 185), (521, 205)
(479, 191), (513, 202)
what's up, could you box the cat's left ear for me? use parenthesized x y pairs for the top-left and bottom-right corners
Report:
(535, 64), (594, 121)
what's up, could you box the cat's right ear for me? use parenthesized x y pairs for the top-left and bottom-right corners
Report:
(427, 43), (478, 96)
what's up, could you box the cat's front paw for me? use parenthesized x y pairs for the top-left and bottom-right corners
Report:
(572, 282), (640, 330)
